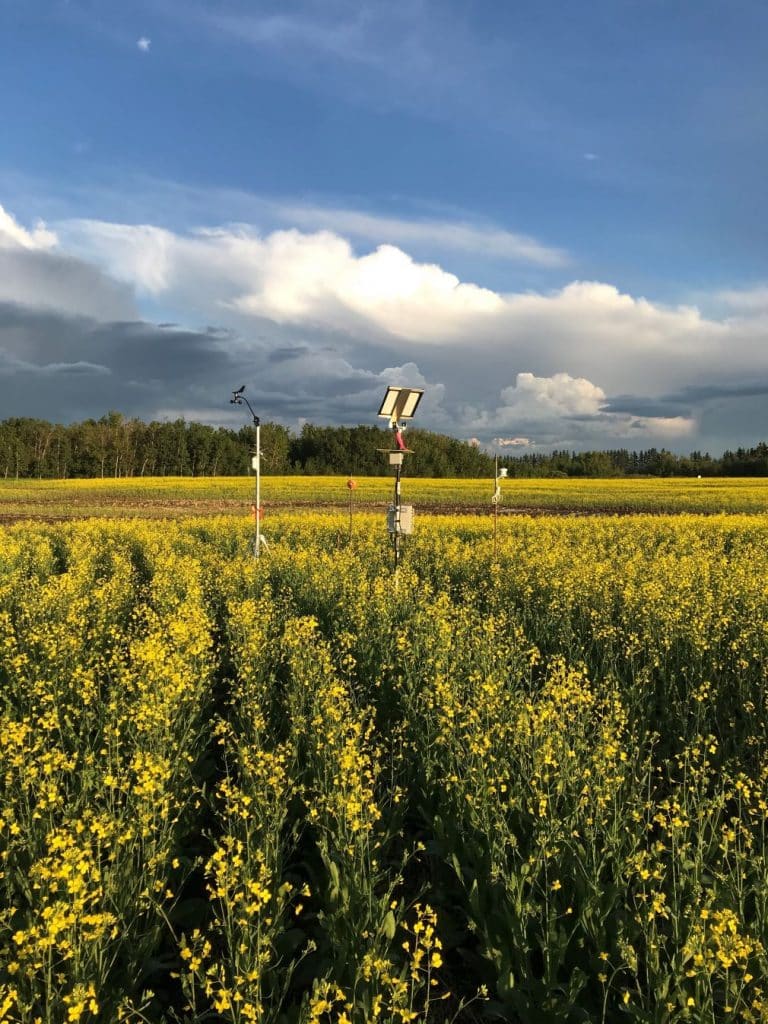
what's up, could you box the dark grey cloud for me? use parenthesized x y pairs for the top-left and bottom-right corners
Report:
(0, 302), (237, 422)
(268, 345), (312, 364)
(603, 396), (693, 419)
(0, 246), (136, 321)
(6, 291), (768, 453)
(697, 394), (768, 453)
(667, 381), (768, 403)
(0, 301), (430, 430)
(605, 380), (768, 421)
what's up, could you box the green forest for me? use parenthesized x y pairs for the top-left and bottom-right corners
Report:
(2, 412), (768, 478)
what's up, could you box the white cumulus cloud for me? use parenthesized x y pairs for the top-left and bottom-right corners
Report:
(637, 416), (696, 438)
(235, 236), (505, 338)
(494, 436), (532, 447)
(499, 371), (606, 416)
(0, 204), (57, 250)
(59, 221), (505, 340)
(466, 372), (696, 445)
(56, 219), (719, 376)
(717, 284), (768, 314)
(5, 205), (764, 448)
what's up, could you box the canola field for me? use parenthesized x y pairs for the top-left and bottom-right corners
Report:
(6, 474), (768, 519)
(2, 509), (768, 1022)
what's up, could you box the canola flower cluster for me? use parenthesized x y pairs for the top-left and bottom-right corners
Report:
(2, 510), (768, 1022)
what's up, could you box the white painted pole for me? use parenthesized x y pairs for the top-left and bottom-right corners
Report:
(255, 421), (261, 559)
(394, 458), (402, 569)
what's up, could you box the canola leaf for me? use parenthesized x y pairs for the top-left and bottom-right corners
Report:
(450, 851), (464, 881)
(468, 877), (482, 917)
(497, 968), (516, 998)
(327, 859), (340, 896)
(382, 909), (396, 940)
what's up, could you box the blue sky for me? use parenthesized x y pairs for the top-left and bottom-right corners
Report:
(1, 0), (767, 452)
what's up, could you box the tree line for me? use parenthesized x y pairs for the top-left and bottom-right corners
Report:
(1, 412), (768, 478)
(503, 444), (768, 477)
(0, 414), (493, 479)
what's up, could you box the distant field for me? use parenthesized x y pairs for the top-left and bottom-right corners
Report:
(2, 474), (768, 520)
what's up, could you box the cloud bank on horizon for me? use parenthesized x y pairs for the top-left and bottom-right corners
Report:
(1, 201), (767, 452)
(1, 0), (767, 453)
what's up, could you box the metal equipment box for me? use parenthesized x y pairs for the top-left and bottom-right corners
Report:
(387, 505), (414, 535)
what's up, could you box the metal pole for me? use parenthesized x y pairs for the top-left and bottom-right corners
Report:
(257, 421), (262, 558)
(230, 388), (265, 560)
(394, 460), (402, 569)
(494, 456), (498, 559)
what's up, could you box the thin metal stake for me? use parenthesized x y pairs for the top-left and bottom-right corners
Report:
(254, 421), (261, 558)
(396, 461), (404, 568)
(230, 386), (264, 560)
(493, 455), (500, 560)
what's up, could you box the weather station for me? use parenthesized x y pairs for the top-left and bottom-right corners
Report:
(377, 385), (424, 568)
(230, 385), (267, 558)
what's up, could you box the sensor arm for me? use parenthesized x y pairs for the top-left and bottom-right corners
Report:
(230, 388), (260, 427)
